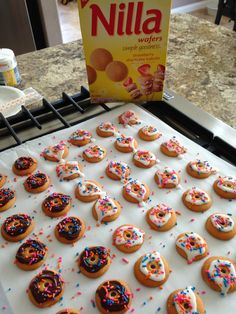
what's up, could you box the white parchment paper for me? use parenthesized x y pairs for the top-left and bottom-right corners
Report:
(0, 103), (235, 314)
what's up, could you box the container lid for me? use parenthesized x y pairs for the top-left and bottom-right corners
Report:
(0, 48), (15, 63)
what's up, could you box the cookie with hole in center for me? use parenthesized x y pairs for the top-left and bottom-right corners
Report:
(56, 160), (84, 181)
(113, 224), (145, 253)
(92, 196), (121, 223)
(146, 204), (177, 232)
(186, 159), (217, 179)
(176, 232), (208, 264)
(12, 156), (37, 176)
(42, 142), (69, 162)
(138, 125), (162, 141)
(201, 256), (236, 295)
(213, 176), (236, 199)
(24, 172), (50, 193)
(118, 110), (140, 126)
(160, 137), (187, 158)
(75, 180), (105, 202)
(1, 213), (34, 242)
(0, 174), (7, 188)
(96, 122), (118, 137)
(68, 129), (92, 146)
(133, 150), (157, 168)
(106, 161), (131, 182)
(182, 187), (212, 212)
(56, 309), (81, 314)
(123, 179), (150, 206)
(166, 286), (205, 314)
(83, 144), (106, 163)
(205, 213), (236, 240)
(42, 192), (72, 218)
(95, 279), (132, 314)
(0, 188), (16, 212)
(55, 216), (85, 244)
(15, 239), (48, 271)
(134, 251), (170, 287)
(78, 246), (111, 278)
(115, 135), (138, 153)
(154, 167), (180, 189)
(28, 269), (64, 308)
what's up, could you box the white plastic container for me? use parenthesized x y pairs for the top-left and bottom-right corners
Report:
(0, 48), (21, 86)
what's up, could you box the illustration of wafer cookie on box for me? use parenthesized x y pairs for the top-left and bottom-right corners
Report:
(78, 0), (172, 102)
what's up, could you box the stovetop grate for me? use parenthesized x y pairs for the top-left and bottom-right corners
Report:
(0, 86), (235, 166)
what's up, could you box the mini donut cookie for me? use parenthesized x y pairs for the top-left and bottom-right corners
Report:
(56, 160), (84, 181)
(82, 144), (106, 163)
(213, 176), (236, 199)
(42, 192), (72, 218)
(15, 239), (48, 271)
(138, 125), (162, 141)
(92, 196), (121, 223)
(115, 135), (138, 153)
(201, 256), (236, 295)
(95, 280), (132, 314)
(113, 224), (145, 253)
(146, 204), (177, 232)
(0, 188), (16, 212)
(176, 232), (208, 264)
(42, 142), (69, 162)
(186, 160), (217, 179)
(28, 269), (64, 308)
(55, 216), (85, 244)
(96, 121), (118, 137)
(78, 246), (111, 278)
(166, 286), (205, 314)
(123, 179), (150, 206)
(68, 129), (92, 146)
(133, 150), (157, 168)
(154, 167), (180, 189)
(161, 137), (187, 158)
(75, 180), (105, 202)
(182, 187), (212, 212)
(0, 174), (7, 188)
(1, 214), (34, 242)
(118, 110), (140, 126)
(106, 61), (128, 82)
(56, 309), (81, 314)
(24, 172), (50, 193)
(12, 156), (37, 176)
(90, 48), (113, 71)
(106, 161), (131, 182)
(134, 251), (170, 287)
(86, 64), (97, 84)
(206, 213), (236, 240)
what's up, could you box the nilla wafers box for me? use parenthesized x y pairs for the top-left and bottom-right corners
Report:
(78, 0), (172, 102)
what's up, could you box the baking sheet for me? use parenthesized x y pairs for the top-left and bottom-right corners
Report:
(0, 103), (235, 314)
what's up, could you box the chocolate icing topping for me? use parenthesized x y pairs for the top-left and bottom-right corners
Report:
(56, 217), (82, 241)
(16, 239), (47, 265)
(96, 280), (130, 312)
(43, 193), (71, 213)
(80, 246), (109, 273)
(3, 214), (32, 236)
(29, 270), (63, 304)
(0, 188), (15, 207)
(25, 172), (48, 189)
(14, 157), (35, 170)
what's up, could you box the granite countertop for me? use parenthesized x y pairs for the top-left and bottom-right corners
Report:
(17, 14), (236, 128)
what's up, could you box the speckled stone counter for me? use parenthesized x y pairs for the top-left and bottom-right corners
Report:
(17, 14), (236, 128)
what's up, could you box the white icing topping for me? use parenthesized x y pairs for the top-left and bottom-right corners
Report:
(141, 125), (161, 136)
(69, 129), (91, 141)
(148, 204), (172, 227)
(155, 167), (179, 188)
(216, 176), (236, 194)
(119, 110), (140, 125)
(77, 180), (105, 197)
(133, 150), (156, 166)
(56, 160), (84, 180)
(210, 214), (234, 233)
(140, 251), (165, 282)
(98, 122), (117, 135)
(43, 142), (66, 161)
(185, 187), (210, 205)
(83, 145), (105, 159)
(116, 136), (137, 152)
(208, 259), (236, 295)
(107, 161), (130, 182)
(174, 287), (197, 314)
(95, 197), (118, 222)
(124, 179), (147, 206)
(114, 225), (145, 247)
(162, 137), (186, 155)
(190, 160), (217, 174)
(176, 232), (206, 263)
